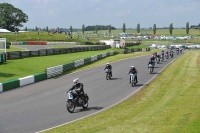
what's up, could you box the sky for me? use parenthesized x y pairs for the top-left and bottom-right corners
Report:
(1, 0), (200, 29)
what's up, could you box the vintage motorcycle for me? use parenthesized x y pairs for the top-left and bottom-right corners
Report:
(66, 90), (89, 113)
(148, 63), (154, 74)
(105, 68), (112, 80)
(130, 73), (137, 87)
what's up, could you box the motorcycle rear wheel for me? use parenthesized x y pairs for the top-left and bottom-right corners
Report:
(82, 98), (89, 109)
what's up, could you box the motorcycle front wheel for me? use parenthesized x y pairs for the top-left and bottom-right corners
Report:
(106, 73), (109, 80)
(66, 101), (75, 113)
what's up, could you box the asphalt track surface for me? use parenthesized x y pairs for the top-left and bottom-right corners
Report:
(0, 50), (183, 133)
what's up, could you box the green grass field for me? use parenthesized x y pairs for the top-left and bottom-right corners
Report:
(0, 29), (199, 43)
(0, 49), (118, 82)
(0, 48), (158, 83)
(42, 50), (200, 133)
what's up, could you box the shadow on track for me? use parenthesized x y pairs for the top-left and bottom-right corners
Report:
(110, 78), (122, 80)
(134, 84), (145, 87)
(153, 67), (162, 68)
(150, 72), (161, 74)
(75, 107), (104, 113)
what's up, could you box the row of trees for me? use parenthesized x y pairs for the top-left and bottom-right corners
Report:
(122, 22), (190, 35)
(190, 23), (200, 29)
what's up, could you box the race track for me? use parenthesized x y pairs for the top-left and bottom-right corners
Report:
(0, 51), (182, 133)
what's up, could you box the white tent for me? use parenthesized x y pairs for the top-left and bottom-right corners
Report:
(0, 29), (11, 33)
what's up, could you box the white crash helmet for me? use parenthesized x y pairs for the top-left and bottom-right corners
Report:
(106, 62), (110, 65)
(131, 65), (135, 68)
(73, 78), (79, 84)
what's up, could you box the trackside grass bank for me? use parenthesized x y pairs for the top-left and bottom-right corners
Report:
(0, 48), (155, 83)
(42, 50), (200, 133)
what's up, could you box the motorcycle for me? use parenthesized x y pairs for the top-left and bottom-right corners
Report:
(148, 63), (154, 74)
(105, 69), (111, 80)
(161, 54), (164, 61)
(130, 73), (137, 87)
(66, 90), (89, 113)
(170, 52), (173, 58)
(165, 54), (169, 59)
(156, 56), (160, 64)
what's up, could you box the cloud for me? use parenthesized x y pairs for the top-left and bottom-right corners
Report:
(116, 10), (132, 17)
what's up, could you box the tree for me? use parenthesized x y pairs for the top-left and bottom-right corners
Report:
(0, 3), (28, 31)
(153, 24), (156, 34)
(70, 25), (73, 33)
(46, 26), (48, 32)
(169, 23), (173, 35)
(84, 25), (116, 31)
(122, 23), (126, 33)
(24, 27), (27, 31)
(108, 24), (111, 34)
(95, 25), (98, 34)
(137, 23), (140, 33)
(35, 26), (38, 31)
(82, 24), (85, 35)
(57, 27), (59, 33)
(186, 22), (189, 34)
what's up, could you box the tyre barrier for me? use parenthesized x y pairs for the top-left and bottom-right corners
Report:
(46, 51), (118, 78)
(0, 51), (118, 92)
(6, 45), (111, 60)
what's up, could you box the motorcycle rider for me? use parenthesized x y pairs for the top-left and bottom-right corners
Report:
(128, 66), (138, 83)
(104, 62), (112, 77)
(148, 58), (154, 68)
(68, 78), (85, 102)
(156, 53), (161, 62)
(176, 47), (179, 54)
(150, 55), (155, 66)
(153, 52), (157, 57)
(161, 50), (164, 60)
(165, 51), (169, 58)
(170, 49), (174, 57)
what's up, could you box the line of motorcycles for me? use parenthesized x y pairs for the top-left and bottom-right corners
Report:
(66, 50), (180, 113)
(148, 51), (175, 74)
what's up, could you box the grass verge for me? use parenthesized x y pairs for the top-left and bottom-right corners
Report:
(42, 50), (200, 133)
(0, 48), (156, 82)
